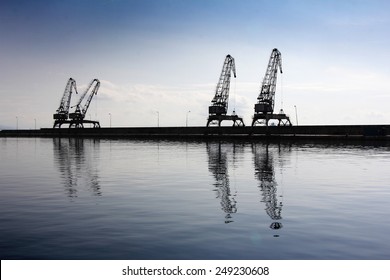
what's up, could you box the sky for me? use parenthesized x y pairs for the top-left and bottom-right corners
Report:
(1, 0), (390, 129)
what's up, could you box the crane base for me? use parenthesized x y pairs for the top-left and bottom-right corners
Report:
(252, 113), (292, 127)
(53, 119), (101, 128)
(206, 114), (245, 127)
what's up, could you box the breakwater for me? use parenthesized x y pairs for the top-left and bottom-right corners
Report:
(1, 125), (389, 141)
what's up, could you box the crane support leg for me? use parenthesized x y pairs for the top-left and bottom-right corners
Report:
(207, 114), (245, 127)
(52, 119), (100, 128)
(252, 113), (292, 127)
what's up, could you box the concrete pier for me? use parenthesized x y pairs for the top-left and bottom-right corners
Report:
(1, 125), (390, 141)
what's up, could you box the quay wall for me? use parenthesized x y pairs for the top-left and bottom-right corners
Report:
(1, 125), (390, 141)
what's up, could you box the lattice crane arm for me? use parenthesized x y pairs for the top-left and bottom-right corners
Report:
(209, 54), (236, 115)
(255, 48), (282, 114)
(53, 78), (78, 120)
(81, 79), (100, 116)
(69, 79), (100, 120)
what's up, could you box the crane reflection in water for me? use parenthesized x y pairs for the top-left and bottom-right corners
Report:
(252, 143), (287, 237)
(207, 142), (243, 223)
(53, 138), (101, 198)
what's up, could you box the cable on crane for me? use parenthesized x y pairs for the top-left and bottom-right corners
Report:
(233, 76), (237, 114)
(280, 72), (284, 110)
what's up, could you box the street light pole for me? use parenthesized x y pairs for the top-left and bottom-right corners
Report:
(154, 111), (159, 127)
(294, 105), (298, 126)
(16, 116), (18, 130)
(186, 111), (191, 127)
(109, 113), (111, 128)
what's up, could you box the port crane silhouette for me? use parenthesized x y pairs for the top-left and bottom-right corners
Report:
(252, 48), (291, 126)
(53, 78), (100, 128)
(53, 78), (78, 128)
(69, 79), (101, 128)
(207, 54), (245, 127)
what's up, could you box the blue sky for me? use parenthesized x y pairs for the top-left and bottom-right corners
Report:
(1, 0), (390, 128)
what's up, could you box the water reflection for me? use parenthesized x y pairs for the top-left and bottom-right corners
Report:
(252, 144), (285, 236)
(53, 138), (101, 198)
(207, 142), (241, 223)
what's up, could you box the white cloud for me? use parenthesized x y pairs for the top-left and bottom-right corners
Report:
(88, 80), (264, 127)
(92, 81), (213, 127)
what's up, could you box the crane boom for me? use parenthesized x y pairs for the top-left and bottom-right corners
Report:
(81, 79), (100, 116)
(69, 79), (100, 120)
(53, 78), (78, 120)
(255, 48), (282, 114)
(209, 54), (236, 115)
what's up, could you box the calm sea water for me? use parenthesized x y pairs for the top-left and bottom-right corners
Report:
(1, 137), (390, 260)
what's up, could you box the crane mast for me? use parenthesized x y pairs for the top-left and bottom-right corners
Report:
(69, 79), (100, 121)
(207, 55), (244, 127)
(252, 48), (291, 127)
(255, 48), (282, 114)
(53, 78), (78, 120)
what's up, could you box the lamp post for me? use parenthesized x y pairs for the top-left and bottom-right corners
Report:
(154, 111), (159, 127)
(186, 111), (191, 127)
(34, 118), (36, 130)
(16, 116), (18, 130)
(294, 105), (298, 126)
(109, 113), (111, 128)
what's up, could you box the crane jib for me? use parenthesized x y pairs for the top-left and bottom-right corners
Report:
(255, 48), (282, 114)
